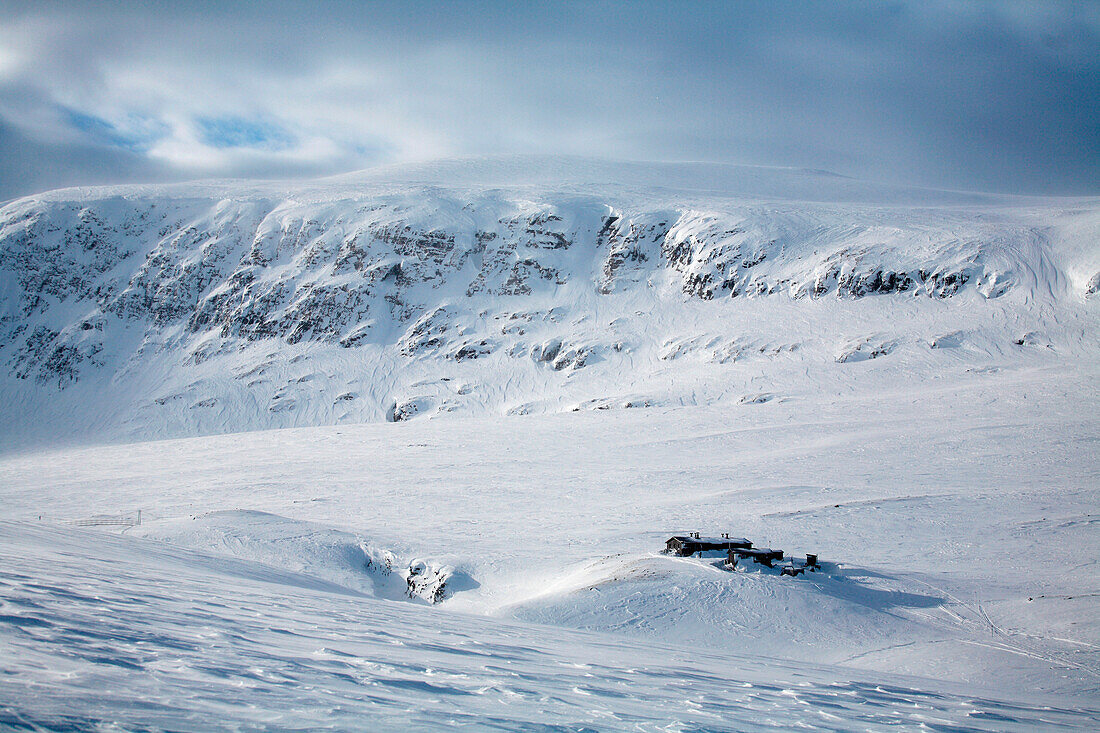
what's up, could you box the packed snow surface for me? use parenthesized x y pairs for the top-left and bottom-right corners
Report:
(3, 514), (1098, 732)
(1, 157), (1098, 729)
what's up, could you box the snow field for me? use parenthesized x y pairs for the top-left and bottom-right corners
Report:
(3, 518), (1099, 731)
(1, 157), (1098, 728)
(2, 363), (1097, 722)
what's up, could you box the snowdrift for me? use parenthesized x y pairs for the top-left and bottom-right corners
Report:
(6, 519), (1097, 730)
(134, 510), (473, 604)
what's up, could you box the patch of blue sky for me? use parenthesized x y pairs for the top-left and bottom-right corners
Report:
(64, 108), (167, 152)
(195, 116), (295, 150)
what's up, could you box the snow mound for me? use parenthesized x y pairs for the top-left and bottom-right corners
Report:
(133, 510), (473, 604)
(502, 552), (948, 667)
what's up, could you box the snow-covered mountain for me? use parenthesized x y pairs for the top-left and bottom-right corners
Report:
(2, 158), (1099, 729)
(2, 156), (1097, 450)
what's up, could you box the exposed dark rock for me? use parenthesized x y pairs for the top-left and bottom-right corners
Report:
(1086, 272), (1100, 298)
(0, 193), (1020, 391)
(454, 340), (491, 361)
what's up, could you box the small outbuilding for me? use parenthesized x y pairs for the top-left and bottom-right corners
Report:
(730, 547), (785, 567)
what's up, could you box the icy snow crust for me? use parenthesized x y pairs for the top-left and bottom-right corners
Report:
(1, 157), (1099, 729)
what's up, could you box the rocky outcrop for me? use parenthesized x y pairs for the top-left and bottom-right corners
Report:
(0, 184), (1035, 396)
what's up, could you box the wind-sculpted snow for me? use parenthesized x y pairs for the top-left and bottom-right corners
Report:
(2, 357), (1098, 727)
(0, 158), (1097, 448)
(3, 520), (1098, 731)
(133, 510), (472, 604)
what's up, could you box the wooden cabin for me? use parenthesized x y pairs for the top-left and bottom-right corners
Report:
(665, 533), (822, 578)
(730, 547), (785, 567)
(666, 533), (752, 557)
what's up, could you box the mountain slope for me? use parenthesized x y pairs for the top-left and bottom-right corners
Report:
(1, 157), (1097, 450)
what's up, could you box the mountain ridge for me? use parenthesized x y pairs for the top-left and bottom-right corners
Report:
(1, 158), (1097, 451)
(15, 154), (1084, 208)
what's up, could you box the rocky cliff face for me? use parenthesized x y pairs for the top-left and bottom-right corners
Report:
(0, 160), (1096, 447)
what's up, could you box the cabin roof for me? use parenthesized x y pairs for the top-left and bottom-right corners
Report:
(734, 547), (782, 556)
(667, 535), (750, 545)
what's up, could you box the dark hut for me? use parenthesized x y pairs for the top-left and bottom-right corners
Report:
(730, 547), (785, 567)
(665, 533), (752, 557)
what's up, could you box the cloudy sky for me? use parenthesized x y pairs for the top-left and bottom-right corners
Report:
(0, 1), (1097, 199)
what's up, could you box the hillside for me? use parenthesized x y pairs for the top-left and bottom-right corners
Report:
(1, 157), (1097, 450)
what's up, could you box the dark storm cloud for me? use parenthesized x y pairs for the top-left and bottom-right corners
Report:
(0, 0), (1097, 199)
